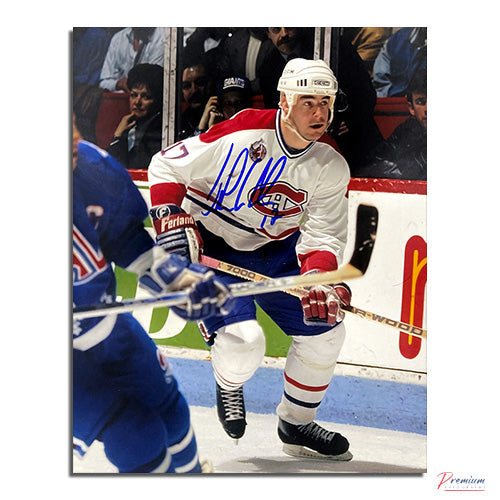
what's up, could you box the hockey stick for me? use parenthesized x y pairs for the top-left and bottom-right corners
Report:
(73, 204), (378, 321)
(200, 255), (426, 339)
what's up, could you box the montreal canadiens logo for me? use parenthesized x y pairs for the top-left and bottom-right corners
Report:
(249, 139), (267, 163)
(248, 182), (308, 218)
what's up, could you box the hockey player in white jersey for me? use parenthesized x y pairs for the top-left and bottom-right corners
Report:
(148, 59), (353, 460)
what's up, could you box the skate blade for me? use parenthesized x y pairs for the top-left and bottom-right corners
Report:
(282, 443), (353, 462)
(201, 460), (214, 473)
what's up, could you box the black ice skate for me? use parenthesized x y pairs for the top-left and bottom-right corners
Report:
(278, 418), (353, 461)
(216, 383), (246, 440)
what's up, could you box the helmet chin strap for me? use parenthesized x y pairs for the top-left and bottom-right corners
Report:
(279, 92), (335, 146)
(279, 104), (314, 145)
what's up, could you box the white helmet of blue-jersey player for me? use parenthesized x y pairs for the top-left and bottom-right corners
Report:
(277, 58), (338, 127)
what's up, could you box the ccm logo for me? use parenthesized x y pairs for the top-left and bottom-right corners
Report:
(313, 79), (330, 86)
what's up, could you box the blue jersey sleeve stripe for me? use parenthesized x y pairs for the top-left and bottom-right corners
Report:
(73, 315), (117, 351)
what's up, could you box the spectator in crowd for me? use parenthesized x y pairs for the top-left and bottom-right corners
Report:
(356, 70), (427, 180)
(218, 76), (253, 120)
(199, 28), (274, 95)
(341, 27), (393, 77)
(107, 64), (163, 170)
(258, 28), (315, 109)
(73, 27), (115, 143)
(372, 27), (427, 97)
(194, 76), (253, 135)
(183, 28), (233, 65)
(177, 62), (213, 140)
(99, 28), (165, 92)
(74, 27), (113, 86)
(183, 28), (270, 94)
(326, 35), (384, 173)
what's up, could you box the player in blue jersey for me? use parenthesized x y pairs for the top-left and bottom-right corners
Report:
(72, 114), (232, 473)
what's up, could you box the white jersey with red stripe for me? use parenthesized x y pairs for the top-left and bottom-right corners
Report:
(148, 108), (350, 273)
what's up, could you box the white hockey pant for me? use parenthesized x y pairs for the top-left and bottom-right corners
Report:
(211, 319), (266, 391)
(276, 322), (346, 425)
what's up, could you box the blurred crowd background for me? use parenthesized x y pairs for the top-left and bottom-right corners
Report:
(73, 27), (427, 180)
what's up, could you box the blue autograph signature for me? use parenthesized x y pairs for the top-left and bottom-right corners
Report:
(203, 143), (287, 227)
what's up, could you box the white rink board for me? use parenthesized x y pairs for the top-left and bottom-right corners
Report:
(340, 190), (427, 374)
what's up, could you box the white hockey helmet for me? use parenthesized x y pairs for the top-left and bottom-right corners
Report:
(278, 58), (338, 126)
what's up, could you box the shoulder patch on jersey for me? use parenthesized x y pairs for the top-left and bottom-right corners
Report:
(248, 139), (267, 163)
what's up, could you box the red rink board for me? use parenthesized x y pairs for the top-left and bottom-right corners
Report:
(128, 169), (427, 195)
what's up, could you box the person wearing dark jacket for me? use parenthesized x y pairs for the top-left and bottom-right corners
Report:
(357, 69), (427, 180)
(107, 63), (163, 170)
(258, 28), (383, 172)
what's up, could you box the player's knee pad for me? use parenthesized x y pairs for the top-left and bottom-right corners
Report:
(211, 320), (266, 388)
(291, 322), (346, 368)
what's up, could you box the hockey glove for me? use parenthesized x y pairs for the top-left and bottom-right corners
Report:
(139, 252), (233, 321)
(301, 282), (352, 326)
(150, 204), (203, 263)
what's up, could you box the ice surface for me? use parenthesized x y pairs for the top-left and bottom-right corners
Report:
(73, 405), (426, 474)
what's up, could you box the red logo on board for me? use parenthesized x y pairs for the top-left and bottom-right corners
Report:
(400, 235), (427, 359)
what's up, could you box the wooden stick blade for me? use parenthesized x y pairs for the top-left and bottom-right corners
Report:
(348, 203), (378, 274)
(342, 304), (427, 338)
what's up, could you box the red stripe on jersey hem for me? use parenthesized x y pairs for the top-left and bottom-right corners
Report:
(150, 182), (187, 206)
(284, 372), (329, 392)
(299, 250), (338, 274)
(256, 226), (299, 240)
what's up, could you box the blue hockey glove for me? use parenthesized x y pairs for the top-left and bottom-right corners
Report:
(150, 204), (203, 262)
(139, 253), (233, 321)
(176, 265), (234, 320)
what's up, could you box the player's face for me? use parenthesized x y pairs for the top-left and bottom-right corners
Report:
(129, 84), (156, 119)
(286, 94), (331, 143)
(409, 92), (427, 129)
